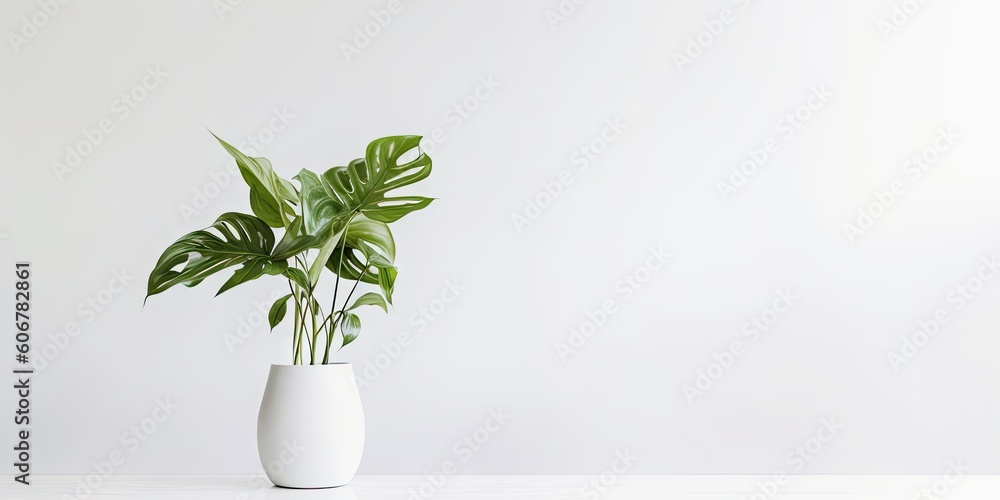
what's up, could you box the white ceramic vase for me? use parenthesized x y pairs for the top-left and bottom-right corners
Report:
(257, 363), (365, 488)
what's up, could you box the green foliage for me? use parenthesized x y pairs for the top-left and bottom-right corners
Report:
(212, 133), (297, 228)
(269, 294), (292, 331)
(348, 292), (388, 313)
(341, 313), (361, 347)
(146, 134), (433, 364)
(145, 212), (286, 300)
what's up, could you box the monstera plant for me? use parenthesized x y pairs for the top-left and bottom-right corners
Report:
(146, 133), (433, 365)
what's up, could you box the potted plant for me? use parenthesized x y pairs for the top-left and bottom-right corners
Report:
(144, 133), (433, 488)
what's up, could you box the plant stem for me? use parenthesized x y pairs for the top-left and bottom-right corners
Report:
(341, 267), (365, 309)
(288, 281), (302, 364)
(319, 266), (367, 362)
(292, 300), (300, 364)
(291, 278), (313, 365)
(303, 307), (314, 363)
(315, 213), (359, 363)
(322, 312), (343, 364)
(310, 302), (320, 365)
(332, 267), (366, 356)
(321, 257), (368, 362)
(328, 217), (354, 319)
(300, 291), (314, 363)
(316, 306), (342, 339)
(331, 214), (360, 307)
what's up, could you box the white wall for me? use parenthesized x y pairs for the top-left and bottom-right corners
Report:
(2, 0), (1000, 476)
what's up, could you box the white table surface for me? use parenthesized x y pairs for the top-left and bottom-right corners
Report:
(2, 475), (1000, 499)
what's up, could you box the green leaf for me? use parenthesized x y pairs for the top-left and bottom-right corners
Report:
(293, 169), (345, 238)
(217, 259), (286, 296)
(268, 294), (292, 331)
(282, 267), (311, 291)
(320, 136), (434, 223)
(307, 218), (348, 286)
(367, 253), (394, 269)
(146, 213), (281, 300)
(325, 215), (395, 284)
(341, 313), (361, 346)
(378, 266), (397, 305)
(341, 215), (396, 262)
(348, 292), (387, 313)
(263, 260), (287, 276)
(295, 168), (352, 285)
(297, 135), (431, 285)
(212, 133), (295, 228)
(278, 178), (300, 204)
(272, 217), (323, 260)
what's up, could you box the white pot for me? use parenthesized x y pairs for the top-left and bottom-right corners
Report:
(257, 363), (365, 488)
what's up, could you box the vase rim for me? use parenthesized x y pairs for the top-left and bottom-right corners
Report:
(270, 362), (352, 367)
